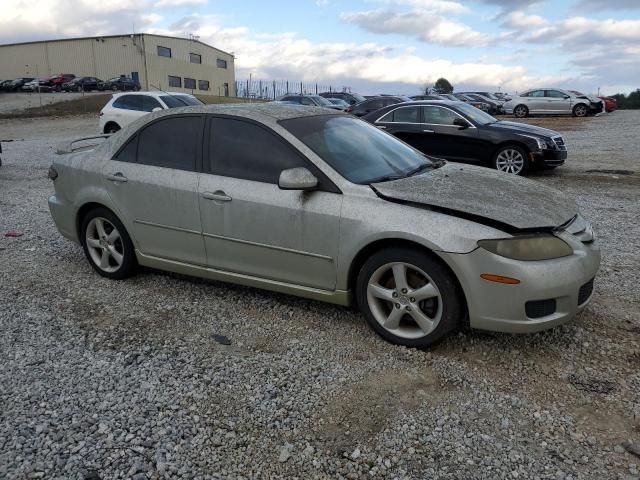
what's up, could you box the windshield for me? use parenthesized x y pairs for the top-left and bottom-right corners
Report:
(310, 95), (332, 106)
(160, 95), (204, 108)
(281, 115), (433, 184)
(455, 103), (497, 125)
(350, 93), (366, 103)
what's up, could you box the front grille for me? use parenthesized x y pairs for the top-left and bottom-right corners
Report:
(525, 299), (557, 319)
(578, 278), (595, 305)
(553, 136), (566, 150)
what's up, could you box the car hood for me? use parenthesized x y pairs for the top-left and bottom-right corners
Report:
(371, 163), (577, 231)
(489, 120), (560, 139)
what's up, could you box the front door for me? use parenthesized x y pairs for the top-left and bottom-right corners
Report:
(420, 105), (486, 163)
(198, 116), (342, 290)
(103, 115), (207, 266)
(545, 89), (571, 113)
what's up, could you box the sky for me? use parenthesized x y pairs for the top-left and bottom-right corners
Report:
(2, 0), (640, 96)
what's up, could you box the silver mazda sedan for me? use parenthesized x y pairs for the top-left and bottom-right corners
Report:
(48, 104), (600, 347)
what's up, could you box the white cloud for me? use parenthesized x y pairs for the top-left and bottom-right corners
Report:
(154, 0), (207, 7)
(501, 11), (546, 29)
(375, 0), (469, 14)
(341, 9), (491, 47)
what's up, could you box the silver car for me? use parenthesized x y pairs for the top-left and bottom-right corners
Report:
(504, 88), (600, 118)
(48, 104), (600, 347)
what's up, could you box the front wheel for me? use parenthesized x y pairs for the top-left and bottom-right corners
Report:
(513, 105), (528, 118)
(81, 208), (137, 280)
(356, 248), (464, 348)
(493, 145), (530, 175)
(104, 123), (121, 134)
(573, 104), (588, 117)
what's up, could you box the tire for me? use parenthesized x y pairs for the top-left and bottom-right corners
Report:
(80, 208), (137, 280)
(513, 105), (528, 118)
(104, 123), (121, 134)
(111, 85), (118, 91)
(356, 247), (464, 348)
(492, 144), (530, 175)
(573, 104), (588, 117)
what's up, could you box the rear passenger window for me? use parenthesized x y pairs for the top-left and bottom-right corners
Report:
(114, 135), (138, 163)
(208, 117), (305, 183)
(113, 95), (142, 111)
(136, 116), (201, 171)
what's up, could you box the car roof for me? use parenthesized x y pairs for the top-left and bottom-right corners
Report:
(104, 103), (343, 155)
(112, 91), (194, 98)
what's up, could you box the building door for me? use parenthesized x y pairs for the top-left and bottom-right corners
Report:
(131, 71), (139, 84)
(224, 83), (229, 97)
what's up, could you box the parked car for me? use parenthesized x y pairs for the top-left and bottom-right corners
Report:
(0, 79), (13, 91)
(362, 100), (567, 175)
(277, 94), (343, 110)
(349, 96), (411, 116)
(462, 93), (504, 114)
(46, 74), (76, 91)
(21, 79), (49, 92)
(568, 91), (605, 115)
(99, 91), (203, 133)
(325, 98), (350, 110)
(410, 94), (445, 100)
(49, 104), (600, 347)
(599, 96), (617, 112)
(4, 78), (34, 92)
(99, 76), (141, 92)
(504, 88), (602, 118)
(319, 91), (366, 106)
(62, 76), (102, 92)
(452, 93), (490, 112)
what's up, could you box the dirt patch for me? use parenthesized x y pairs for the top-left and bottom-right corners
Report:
(313, 368), (449, 453)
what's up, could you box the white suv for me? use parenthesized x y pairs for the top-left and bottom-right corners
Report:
(99, 91), (203, 133)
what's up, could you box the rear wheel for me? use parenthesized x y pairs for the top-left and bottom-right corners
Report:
(81, 208), (137, 280)
(493, 145), (530, 175)
(513, 105), (528, 118)
(356, 248), (464, 348)
(573, 104), (588, 117)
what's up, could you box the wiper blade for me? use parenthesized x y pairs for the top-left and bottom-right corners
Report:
(368, 174), (406, 183)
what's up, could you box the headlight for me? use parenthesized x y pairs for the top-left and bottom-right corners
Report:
(478, 234), (573, 261)
(519, 134), (546, 150)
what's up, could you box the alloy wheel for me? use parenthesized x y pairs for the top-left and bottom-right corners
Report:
(514, 105), (527, 118)
(495, 148), (525, 174)
(85, 217), (124, 273)
(574, 105), (588, 117)
(366, 262), (443, 340)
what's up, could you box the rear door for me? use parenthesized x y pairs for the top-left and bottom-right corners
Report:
(526, 90), (546, 113)
(103, 115), (207, 266)
(374, 105), (425, 151)
(198, 116), (342, 290)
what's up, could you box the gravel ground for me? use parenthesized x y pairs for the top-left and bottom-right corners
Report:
(0, 92), (105, 114)
(1, 112), (639, 479)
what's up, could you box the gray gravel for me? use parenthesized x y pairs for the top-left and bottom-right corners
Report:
(1, 112), (639, 479)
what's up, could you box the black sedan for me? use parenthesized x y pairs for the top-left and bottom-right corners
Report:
(62, 76), (102, 92)
(349, 95), (411, 117)
(98, 76), (140, 92)
(362, 100), (567, 175)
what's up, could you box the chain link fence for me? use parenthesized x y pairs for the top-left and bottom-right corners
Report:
(234, 79), (350, 100)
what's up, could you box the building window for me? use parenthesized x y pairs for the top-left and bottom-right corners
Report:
(190, 53), (202, 64)
(157, 46), (172, 58)
(184, 78), (196, 90)
(216, 58), (227, 69)
(168, 75), (181, 88)
(198, 80), (210, 91)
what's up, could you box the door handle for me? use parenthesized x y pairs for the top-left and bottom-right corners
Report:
(105, 172), (128, 183)
(376, 125), (386, 129)
(423, 129), (434, 133)
(202, 191), (232, 202)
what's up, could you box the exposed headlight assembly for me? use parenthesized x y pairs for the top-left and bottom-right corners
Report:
(518, 134), (547, 150)
(478, 234), (573, 261)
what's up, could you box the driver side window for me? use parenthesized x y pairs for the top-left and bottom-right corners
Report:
(422, 106), (460, 125)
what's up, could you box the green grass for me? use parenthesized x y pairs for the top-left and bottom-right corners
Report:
(0, 93), (263, 119)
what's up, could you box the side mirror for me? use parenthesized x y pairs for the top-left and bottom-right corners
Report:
(152, 107), (163, 113)
(278, 167), (318, 191)
(563, 95), (570, 99)
(453, 118), (470, 129)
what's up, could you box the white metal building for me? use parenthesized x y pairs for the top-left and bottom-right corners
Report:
(0, 33), (235, 96)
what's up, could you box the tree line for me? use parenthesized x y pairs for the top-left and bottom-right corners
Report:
(610, 90), (640, 109)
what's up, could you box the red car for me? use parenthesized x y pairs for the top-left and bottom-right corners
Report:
(598, 96), (617, 112)
(46, 74), (76, 92)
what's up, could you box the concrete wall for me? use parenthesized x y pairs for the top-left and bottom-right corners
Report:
(0, 34), (235, 96)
